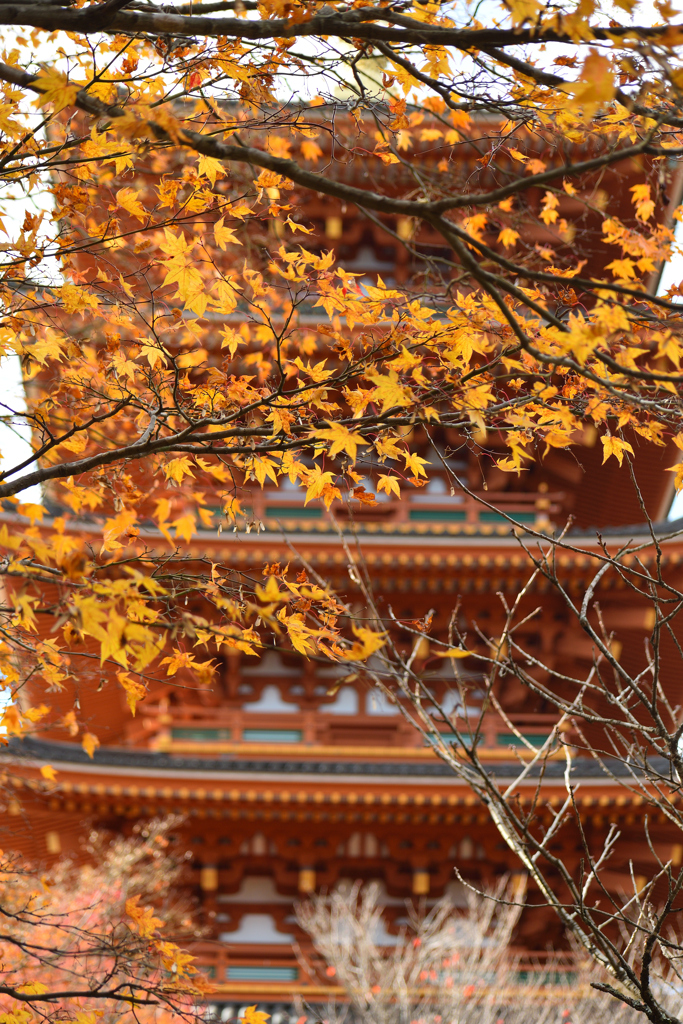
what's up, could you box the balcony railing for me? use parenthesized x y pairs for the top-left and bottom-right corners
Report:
(138, 707), (561, 759)
(190, 941), (581, 998)
(232, 487), (565, 531)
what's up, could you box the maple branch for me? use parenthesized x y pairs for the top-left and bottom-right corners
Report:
(0, 2), (679, 50)
(0, 986), (162, 1005)
(77, 0), (135, 28)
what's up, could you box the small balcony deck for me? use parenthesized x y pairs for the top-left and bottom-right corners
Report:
(139, 705), (562, 762)
(237, 487), (565, 535)
(189, 942), (580, 1002)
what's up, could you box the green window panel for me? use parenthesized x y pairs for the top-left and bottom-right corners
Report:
(516, 970), (576, 986)
(497, 732), (549, 748)
(409, 510), (467, 522)
(226, 966), (298, 981)
(425, 733), (458, 745)
(479, 511), (536, 523)
(242, 728), (303, 743)
(171, 728), (231, 741)
(265, 506), (323, 518)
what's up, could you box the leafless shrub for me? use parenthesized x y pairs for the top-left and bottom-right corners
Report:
(321, 475), (683, 1024)
(296, 879), (659, 1024)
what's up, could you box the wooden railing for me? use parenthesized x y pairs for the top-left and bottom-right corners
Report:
(237, 487), (565, 530)
(137, 706), (560, 757)
(189, 941), (580, 996)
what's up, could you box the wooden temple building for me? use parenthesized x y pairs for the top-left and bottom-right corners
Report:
(2, 116), (683, 1014)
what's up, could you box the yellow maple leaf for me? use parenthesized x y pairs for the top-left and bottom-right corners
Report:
(62, 710), (79, 737)
(198, 155), (225, 185)
(162, 260), (206, 315)
(303, 466), (340, 508)
(214, 217), (242, 249)
(126, 895), (164, 938)
(157, 940), (197, 977)
(115, 187), (146, 222)
(60, 431), (88, 454)
(301, 139), (323, 162)
(540, 192), (560, 225)
(60, 284), (99, 314)
(506, 0), (541, 24)
(23, 703), (50, 722)
(605, 258), (636, 280)
(17, 502), (46, 524)
(568, 50), (615, 119)
(117, 671), (147, 715)
(101, 508), (138, 553)
(34, 70), (80, 110)
(12, 594), (39, 631)
(277, 608), (316, 656)
(82, 732), (100, 759)
(164, 456), (195, 484)
(403, 451), (430, 479)
(375, 436), (404, 461)
(75, 1012), (103, 1024)
(159, 228), (191, 257)
(462, 212), (488, 242)
(40, 764), (58, 781)
(198, 506), (215, 528)
(377, 474), (401, 499)
(668, 462), (683, 492)
(17, 982), (49, 995)
(139, 342), (169, 369)
(498, 227), (519, 248)
(367, 370), (413, 414)
(255, 575), (288, 604)
(340, 626), (387, 661)
(284, 216), (314, 234)
(172, 513), (196, 543)
(631, 183), (655, 222)
(242, 1008), (270, 1024)
(313, 422), (367, 462)
(601, 435), (634, 466)
(1, 704), (22, 736)
(251, 455), (279, 487)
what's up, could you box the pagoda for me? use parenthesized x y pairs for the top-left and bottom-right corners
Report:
(1, 117), (681, 1014)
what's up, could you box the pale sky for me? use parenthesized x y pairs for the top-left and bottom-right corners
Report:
(660, 236), (683, 520)
(0, 354), (41, 504)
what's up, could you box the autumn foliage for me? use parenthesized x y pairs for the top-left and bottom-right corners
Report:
(0, 819), (205, 1024)
(1, 0), (683, 1011)
(2, 0), (683, 750)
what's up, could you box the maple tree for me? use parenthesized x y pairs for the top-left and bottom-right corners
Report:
(1, 0), (683, 1010)
(2, 0), (683, 741)
(0, 817), (205, 1024)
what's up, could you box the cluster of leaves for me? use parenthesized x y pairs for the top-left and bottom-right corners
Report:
(1, 0), (683, 771)
(0, 818), (206, 1024)
(1, 0), (683, 1016)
